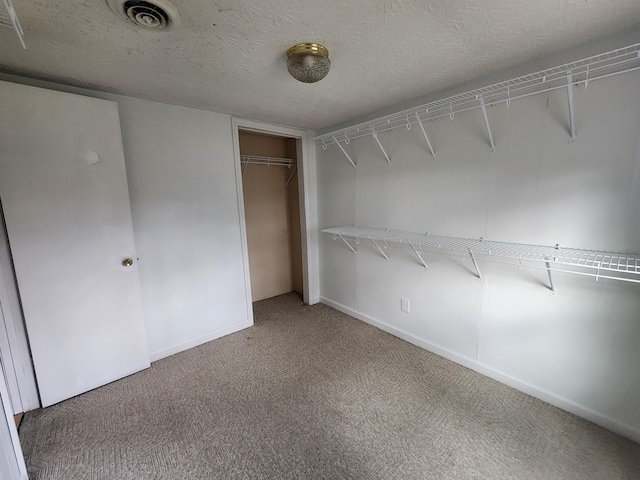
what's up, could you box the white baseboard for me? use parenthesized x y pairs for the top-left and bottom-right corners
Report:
(320, 296), (640, 444)
(149, 319), (252, 363)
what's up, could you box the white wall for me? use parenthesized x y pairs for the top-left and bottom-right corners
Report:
(317, 66), (640, 440)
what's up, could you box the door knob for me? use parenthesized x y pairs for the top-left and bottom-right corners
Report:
(122, 257), (134, 267)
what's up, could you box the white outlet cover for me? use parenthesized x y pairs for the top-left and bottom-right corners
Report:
(401, 298), (410, 314)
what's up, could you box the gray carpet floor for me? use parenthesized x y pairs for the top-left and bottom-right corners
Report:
(19, 292), (640, 479)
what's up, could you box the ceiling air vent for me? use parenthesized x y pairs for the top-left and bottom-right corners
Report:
(107, 0), (181, 30)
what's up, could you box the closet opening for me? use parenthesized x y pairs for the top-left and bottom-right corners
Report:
(238, 130), (303, 304)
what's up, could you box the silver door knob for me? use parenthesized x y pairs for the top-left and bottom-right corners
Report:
(122, 257), (134, 267)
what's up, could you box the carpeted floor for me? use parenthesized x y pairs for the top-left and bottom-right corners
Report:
(19, 293), (640, 479)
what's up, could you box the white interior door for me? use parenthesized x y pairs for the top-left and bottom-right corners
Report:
(0, 80), (150, 407)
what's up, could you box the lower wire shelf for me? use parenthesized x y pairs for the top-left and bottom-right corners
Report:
(322, 226), (640, 291)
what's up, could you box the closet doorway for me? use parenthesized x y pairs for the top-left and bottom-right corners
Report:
(238, 130), (303, 302)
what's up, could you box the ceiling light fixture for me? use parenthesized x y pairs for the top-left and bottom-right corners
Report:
(286, 43), (330, 83)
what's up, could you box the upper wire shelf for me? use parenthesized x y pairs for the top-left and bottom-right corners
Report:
(322, 226), (640, 290)
(240, 155), (294, 168)
(1, 0), (25, 49)
(240, 155), (297, 185)
(316, 43), (640, 147)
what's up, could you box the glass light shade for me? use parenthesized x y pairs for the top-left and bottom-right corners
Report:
(286, 43), (330, 83)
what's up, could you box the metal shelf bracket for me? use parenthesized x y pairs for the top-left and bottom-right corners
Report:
(371, 238), (389, 260)
(414, 113), (436, 158)
(478, 95), (495, 151)
(409, 243), (429, 269)
(567, 71), (576, 140)
(336, 233), (357, 254)
(370, 127), (391, 163)
(469, 249), (482, 279)
(286, 166), (297, 186)
(332, 135), (356, 168)
(545, 256), (556, 292)
(584, 66), (589, 90)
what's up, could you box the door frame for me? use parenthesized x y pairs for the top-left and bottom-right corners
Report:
(0, 209), (39, 413)
(0, 356), (28, 479)
(231, 117), (320, 312)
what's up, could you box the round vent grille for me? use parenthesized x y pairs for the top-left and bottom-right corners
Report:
(124, 1), (168, 29)
(106, 0), (181, 30)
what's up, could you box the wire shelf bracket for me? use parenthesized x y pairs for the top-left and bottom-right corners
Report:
(415, 113), (436, 158)
(468, 249), (483, 279)
(409, 242), (429, 269)
(566, 71), (576, 140)
(370, 238), (389, 260)
(1, 0), (25, 49)
(322, 226), (640, 292)
(330, 135), (356, 168)
(332, 232), (357, 254)
(285, 166), (297, 186)
(370, 127), (391, 164)
(478, 95), (495, 151)
(545, 256), (556, 292)
(315, 43), (640, 151)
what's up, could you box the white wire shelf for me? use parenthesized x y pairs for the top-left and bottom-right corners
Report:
(240, 155), (294, 168)
(315, 43), (640, 156)
(322, 226), (640, 290)
(1, 0), (25, 49)
(240, 155), (297, 185)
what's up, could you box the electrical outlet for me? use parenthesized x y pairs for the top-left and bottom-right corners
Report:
(401, 298), (410, 313)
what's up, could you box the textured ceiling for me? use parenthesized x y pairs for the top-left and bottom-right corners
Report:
(1, 0), (640, 130)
